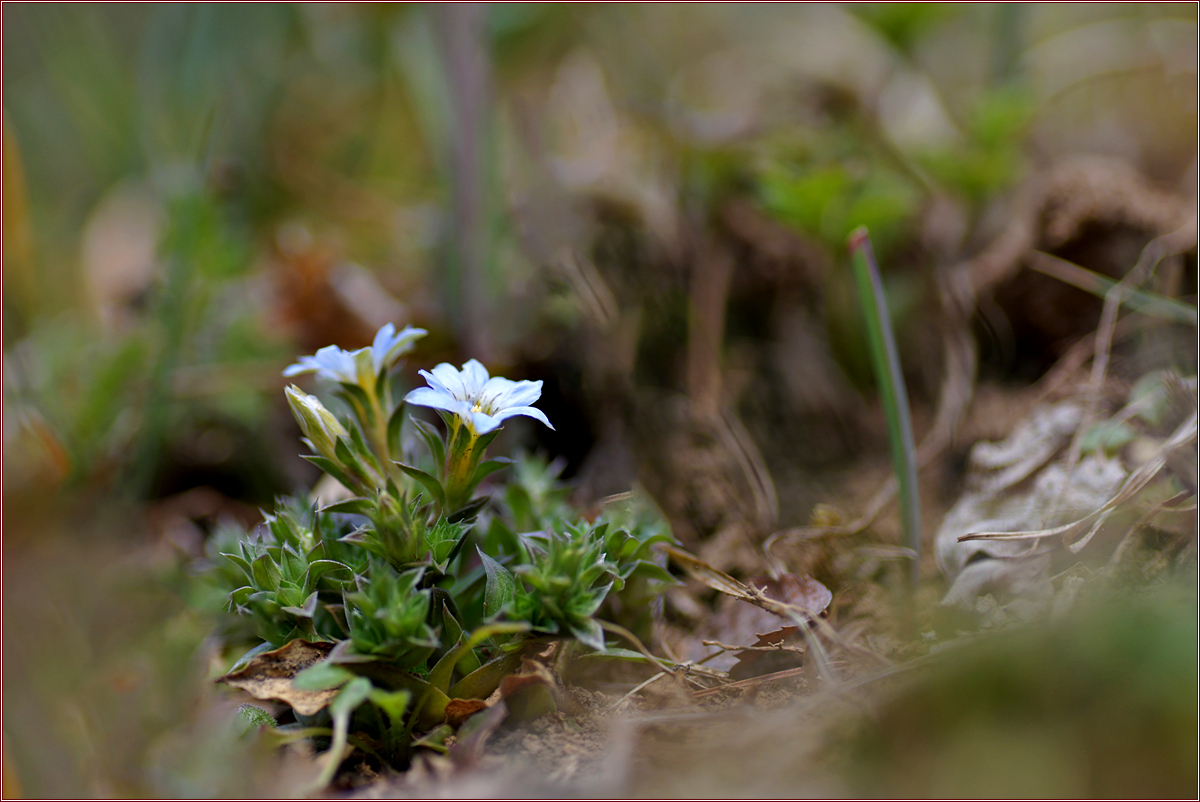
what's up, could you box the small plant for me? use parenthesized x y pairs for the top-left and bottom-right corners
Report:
(199, 323), (675, 781)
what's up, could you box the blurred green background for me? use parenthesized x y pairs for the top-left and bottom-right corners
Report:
(3, 4), (1195, 796)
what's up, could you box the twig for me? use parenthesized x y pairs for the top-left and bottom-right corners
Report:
(691, 666), (808, 699)
(701, 640), (805, 655)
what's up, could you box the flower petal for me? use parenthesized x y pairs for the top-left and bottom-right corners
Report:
(371, 324), (427, 374)
(469, 410), (503, 435)
(477, 376), (516, 411)
(372, 323), (397, 355)
(492, 405), (554, 431)
(493, 379), (542, 410)
(283, 346), (357, 382)
(282, 357), (320, 377)
(460, 360), (490, 398)
(426, 363), (468, 400)
(405, 387), (471, 416)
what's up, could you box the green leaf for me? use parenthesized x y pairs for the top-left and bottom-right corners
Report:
(250, 553), (282, 592)
(320, 497), (376, 517)
(368, 687), (411, 727)
(628, 561), (677, 584)
(448, 495), (488, 524)
(228, 641), (280, 674)
(220, 551), (253, 579)
(472, 457), (511, 486)
(300, 455), (358, 492)
(334, 382), (372, 420)
(292, 661), (355, 691)
(346, 420), (384, 475)
(306, 559), (353, 589)
(281, 590), (320, 619)
(396, 463), (447, 510)
(427, 621), (531, 696)
(386, 401), (407, 463)
(331, 676), (373, 720)
(316, 676), (374, 790)
(1079, 421), (1137, 455)
(848, 228), (920, 602)
(568, 618), (607, 652)
(281, 545), (308, 583)
(478, 548), (516, 620)
(411, 418), (447, 469)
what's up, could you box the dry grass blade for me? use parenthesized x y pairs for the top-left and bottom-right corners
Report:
(1054, 218), (1198, 518)
(959, 409), (1197, 546)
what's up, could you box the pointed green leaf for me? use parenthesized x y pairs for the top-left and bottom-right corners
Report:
(334, 382), (372, 420)
(250, 553), (282, 592)
(281, 590), (320, 619)
(448, 495), (488, 524)
(368, 687), (411, 727)
(396, 463), (447, 509)
(300, 455), (358, 492)
(568, 618), (607, 652)
(427, 621), (531, 696)
(629, 560), (678, 584)
(320, 497), (376, 517)
(386, 401), (407, 464)
(472, 457), (511, 487)
(220, 551), (253, 579)
(478, 548), (516, 620)
(408, 416), (442, 466)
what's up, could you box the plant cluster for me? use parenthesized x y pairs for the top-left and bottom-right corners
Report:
(199, 323), (675, 776)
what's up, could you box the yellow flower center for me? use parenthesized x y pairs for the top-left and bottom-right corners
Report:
(471, 401), (483, 413)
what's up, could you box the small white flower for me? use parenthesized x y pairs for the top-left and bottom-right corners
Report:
(283, 323), (427, 385)
(405, 359), (554, 436)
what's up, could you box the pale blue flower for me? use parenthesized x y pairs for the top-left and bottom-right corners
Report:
(405, 359), (554, 435)
(284, 323), (427, 385)
(369, 323), (428, 376)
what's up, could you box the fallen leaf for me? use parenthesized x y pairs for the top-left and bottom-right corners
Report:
(729, 625), (804, 680)
(444, 699), (488, 729)
(218, 640), (338, 716)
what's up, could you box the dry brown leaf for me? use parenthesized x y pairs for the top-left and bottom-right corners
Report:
(217, 640), (336, 716)
(728, 625), (803, 680)
(444, 699), (489, 729)
(499, 659), (561, 721)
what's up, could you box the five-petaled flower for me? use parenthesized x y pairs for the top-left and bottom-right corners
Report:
(405, 359), (554, 436)
(284, 323), (427, 386)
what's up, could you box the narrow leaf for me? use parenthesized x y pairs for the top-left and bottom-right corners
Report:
(848, 228), (920, 602)
(319, 497), (375, 517)
(411, 418), (447, 469)
(396, 463), (447, 509)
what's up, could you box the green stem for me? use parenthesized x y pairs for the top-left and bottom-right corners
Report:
(847, 228), (921, 630)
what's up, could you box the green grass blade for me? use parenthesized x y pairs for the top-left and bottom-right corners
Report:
(847, 228), (921, 604)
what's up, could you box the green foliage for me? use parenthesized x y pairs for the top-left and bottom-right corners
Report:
(916, 85), (1035, 202)
(853, 3), (960, 54)
(196, 325), (677, 774)
(344, 564), (438, 666)
(758, 157), (920, 259)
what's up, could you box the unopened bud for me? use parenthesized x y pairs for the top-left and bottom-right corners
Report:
(286, 385), (349, 462)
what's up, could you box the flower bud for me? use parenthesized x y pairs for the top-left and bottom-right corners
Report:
(286, 385), (349, 463)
